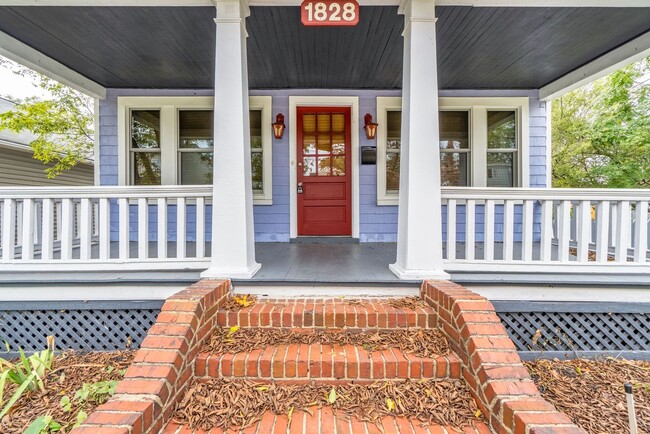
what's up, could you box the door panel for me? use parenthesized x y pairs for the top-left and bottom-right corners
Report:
(297, 107), (352, 236)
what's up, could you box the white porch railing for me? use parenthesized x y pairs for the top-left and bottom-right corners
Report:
(1, 186), (649, 274)
(0, 186), (213, 271)
(442, 187), (650, 273)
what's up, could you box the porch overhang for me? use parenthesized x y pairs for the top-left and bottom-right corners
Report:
(0, 4), (648, 96)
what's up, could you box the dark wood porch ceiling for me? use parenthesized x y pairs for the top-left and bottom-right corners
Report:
(0, 6), (648, 90)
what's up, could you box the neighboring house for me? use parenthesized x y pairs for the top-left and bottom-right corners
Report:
(0, 1), (649, 363)
(0, 97), (94, 186)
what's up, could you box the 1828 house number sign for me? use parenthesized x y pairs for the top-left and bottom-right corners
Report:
(301, 0), (360, 26)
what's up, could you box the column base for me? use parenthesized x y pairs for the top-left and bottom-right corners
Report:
(389, 263), (450, 281)
(201, 262), (262, 279)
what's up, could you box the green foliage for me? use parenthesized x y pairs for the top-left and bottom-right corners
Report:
(0, 58), (93, 178)
(73, 379), (118, 405)
(552, 57), (650, 188)
(24, 415), (62, 434)
(0, 337), (55, 419)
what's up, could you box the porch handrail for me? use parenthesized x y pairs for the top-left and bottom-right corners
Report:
(0, 185), (213, 199)
(441, 187), (650, 271)
(441, 186), (650, 201)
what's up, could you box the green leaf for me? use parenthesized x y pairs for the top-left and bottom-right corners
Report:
(386, 398), (395, 412)
(0, 370), (9, 406)
(60, 395), (71, 412)
(24, 415), (52, 434)
(328, 387), (337, 404)
(74, 410), (88, 428)
(0, 372), (37, 419)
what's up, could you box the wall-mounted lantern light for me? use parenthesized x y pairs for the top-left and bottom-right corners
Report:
(364, 113), (378, 140)
(272, 113), (286, 139)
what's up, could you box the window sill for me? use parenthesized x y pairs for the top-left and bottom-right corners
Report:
(253, 197), (273, 206)
(377, 197), (399, 206)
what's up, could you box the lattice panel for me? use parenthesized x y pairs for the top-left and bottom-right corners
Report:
(0, 308), (159, 354)
(498, 311), (650, 353)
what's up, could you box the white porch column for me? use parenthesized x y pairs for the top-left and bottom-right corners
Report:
(201, 0), (260, 279)
(390, 0), (449, 280)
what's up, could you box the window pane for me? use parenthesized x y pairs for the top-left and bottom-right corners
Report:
(488, 111), (516, 149)
(332, 156), (345, 176)
(487, 153), (514, 187)
(303, 114), (316, 133)
(317, 135), (331, 153)
(251, 151), (263, 191)
(332, 134), (345, 155)
(387, 111), (401, 142)
(250, 110), (262, 149)
(131, 110), (160, 149)
(303, 135), (316, 155)
(332, 113), (345, 133)
(439, 111), (469, 150)
(179, 110), (213, 149)
(440, 152), (469, 186)
(386, 152), (400, 192)
(133, 152), (161, 185)
(180, 152), (213, 185)
(318, 156), (331, 176)
(317, 113), (330, 132)
(303, 157), (316, 176)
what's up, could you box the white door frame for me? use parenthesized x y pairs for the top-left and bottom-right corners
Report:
(289, 96), (360, 239)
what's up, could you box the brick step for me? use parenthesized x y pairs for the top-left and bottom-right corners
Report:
(217, 298), (436, 329)
(163, 408), (492, 434)
(195, 344), (460, 381)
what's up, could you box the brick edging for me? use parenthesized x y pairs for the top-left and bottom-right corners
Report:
(71, 279), (231, 434)
(421, 281), (586, 434)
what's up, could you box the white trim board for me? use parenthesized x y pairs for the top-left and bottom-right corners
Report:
(0, 30), (106, 99)
(289, 96), (360, 239)
(1, 0), (649, 7)
(540, 31), (650, 101)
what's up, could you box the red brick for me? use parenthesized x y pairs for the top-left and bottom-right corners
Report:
(501, 398), (557, 429)
(285, 345), (298, 378)
(84, 411), (143, 429)
(133, 350), (183, 370)
(477, 365), (531, 383)
(246, 349), (262, 377)
(125, 365), (177, 384)
(232, 352), (247, 377)
(70, 427), (130, 434)
(514, 412), (574, 434)
(471, 350), (522, 371)
(484, 380), (540, 405)
(273, 345), (288, 377)
(529, 426), (587, 434)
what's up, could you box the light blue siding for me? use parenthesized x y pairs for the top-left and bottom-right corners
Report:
(99, 88), (549, 243)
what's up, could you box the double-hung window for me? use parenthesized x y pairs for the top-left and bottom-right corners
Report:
(376, 97), (528, 205)
(119, 96), (273, 204)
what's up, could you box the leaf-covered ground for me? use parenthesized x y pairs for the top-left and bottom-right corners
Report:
(173, 378), (482, 431)
(0, 351), (134, 434)
(204, 327), (450, 359)
(525, 358), (650, 434)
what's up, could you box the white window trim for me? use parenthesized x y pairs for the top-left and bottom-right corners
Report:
(117, 95), (273, 205)
(376, 96), (530, 206)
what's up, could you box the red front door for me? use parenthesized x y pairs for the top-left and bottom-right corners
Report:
(297, 107), (352, 236)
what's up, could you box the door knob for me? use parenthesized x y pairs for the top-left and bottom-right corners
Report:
(298, 162), (303, 167)
(297, 182), (303, 194)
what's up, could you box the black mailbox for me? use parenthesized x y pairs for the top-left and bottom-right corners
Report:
(361, 146), (377, 165)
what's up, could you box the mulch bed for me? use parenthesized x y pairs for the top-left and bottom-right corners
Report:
(526, 358), (650, 434)
(204, 327), (450, 359)
(0, 350), (134, 434)
(173, 378), (482, 432)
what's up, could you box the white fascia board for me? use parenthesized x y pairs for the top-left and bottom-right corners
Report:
(539, 31), (650, 101)
(1, 0), (650, 6)
(0, 30), (106, 99)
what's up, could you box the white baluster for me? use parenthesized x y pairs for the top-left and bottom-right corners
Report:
(540, 200), (553, 262)
(615, 200), (631, 263)
(138, 198), (149, 260)
(576, 200), (592, 262)
(484, 199), (495, 261)
(157, 198), (167, 259)
(60, 198), (73, 260)
(465, 200), (475, 261)
(634, 201), (648, 263)
(503, 200), (514, 261)
(446, 199), (456, 260)
(21, 198), (35, 260)
(41, 198), (54, 261)
(177, 197), (186, 259)
(558, 200), (571, 262)
(196, 197), (206, 259)
(2, 199), (16, 261)
(118, 197), (129, 260)
(99, 198), (111, 260)
(522, 199), (534, 262)
(596, 200), (610, 263)
(80, 198), (92, 261)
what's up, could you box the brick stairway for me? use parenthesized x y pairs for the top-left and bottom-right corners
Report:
(164, 297), (489, 433)
(74, 280), (587, 434)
